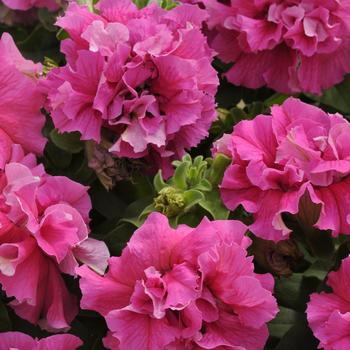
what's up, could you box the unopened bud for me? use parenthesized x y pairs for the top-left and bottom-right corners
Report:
(154, 187), (185, 217)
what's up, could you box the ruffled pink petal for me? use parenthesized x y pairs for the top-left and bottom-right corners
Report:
(56, 3), (100, 45)
(0, 332), (37, 349)
(0, 34), (45, 155)
(127, 212), (185, 271)
(297, 44), (350, 94)
(307, 292), (350, 334)
(195, 308), (269, 350)
(36, 175), (91, 223)
(78, 263), (133, 316)
(38, 334), (83, 350)
(315, 179), (350, 236)
(106, 310), (180, 350)
(163, 263), (200, 310)
(73, 238), (110, 274)
(35, 204), (88, 263)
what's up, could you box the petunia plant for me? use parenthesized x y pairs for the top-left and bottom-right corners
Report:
(1, 0), (350, 349)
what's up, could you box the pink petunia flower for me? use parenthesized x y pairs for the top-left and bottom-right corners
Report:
(220, 97), (350, 241)
(203, 0), (350, 94)
(0, 137), (109, 331)
(0, 331), (82, 350)
(0, 32), (46, 155)
(41, 0), (218, 178)
(2, 0), (61, 11)
(211, 133), (233, 158)
(78, 212), (278, 350)
(307, 256), (350, 350)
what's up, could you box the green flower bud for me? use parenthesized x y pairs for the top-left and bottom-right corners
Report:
(154, 187), (185, 217)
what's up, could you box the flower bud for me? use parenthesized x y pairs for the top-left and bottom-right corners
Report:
(154, 187), (185, 217)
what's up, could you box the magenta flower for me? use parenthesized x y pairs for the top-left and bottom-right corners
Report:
(0, 138), (109, 331)
(220, 97), (350, 241)
(2, 0), (60, 11)
(78, 212), (278, 350)
(212, 133), (233, 157)
(42, 0), (218, 177)
(0, 33), (46, 155)
(0, 332), (82, 350)
(203, 0), (350, 94)
(307, 256), (350, 350)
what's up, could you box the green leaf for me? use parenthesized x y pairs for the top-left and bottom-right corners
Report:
(103, 222), (136, 255)
(17, 24), (62, 62)
(193, 179), (212, 192)
(0, 299), (11, 332)
(56, 28), (69, 41)
(303, 260), (333, 281)
(138, 203), (156, 223)
(247, 101), (265, 118)
(304, 228), (335, 260)
(90, 183), (127, 220)
(274, 273), (320, 311)
(76, 0), (95, 11)
(37, 8), (57, 32)
(230, 107), (249, 123)
(183, 189), (205, 210)
(159, 0), (178, 9)
(199, 190), (229, 220)
(307, 75), (350, 114)
(123, 196), (154, 225)
(264, 93), (289, 108)
(172, 161), (190, 190)
(153, 171), (167, 192)
(268, 307), (304, 340)
(44, 141), (72, 170)
(208, 154), (231, 185)
(50, 129), (84, 154)
(274, 316), (318, 350)
(67, 154), (96, 185)
(176, 212), (203, 227)
(133, 0), (150, 8)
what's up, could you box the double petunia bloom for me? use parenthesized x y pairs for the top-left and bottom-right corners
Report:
(308, 256), (350, 350)
(79, 212), (278, 349)
(0, 32), (109, 332)
(203, 0), (350, 94)
(220, 97), (350, 241)
(41, 0), (219, 178)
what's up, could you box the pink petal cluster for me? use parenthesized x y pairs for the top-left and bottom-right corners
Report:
(42, 0), (218, 177)
(2, 0), (60, 11)
(211, 133), (233, 158)
(307, 256), (350, 350)
(0, 138), (109, 331)
(220, 97), (350, 241)
(0, 32), (46, 155)
(78, 212), (278, 350)
(0, 332), (82, 350)
(203, 0), (350, 94)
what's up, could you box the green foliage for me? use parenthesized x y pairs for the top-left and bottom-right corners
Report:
(50, 129), (84, 154)
(307, 75), (350, 114)
(135, 153), (230, 227)
(76, 0), (96, 12)
(133, 0), (178, 9)
(0, 298), (11, 332)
